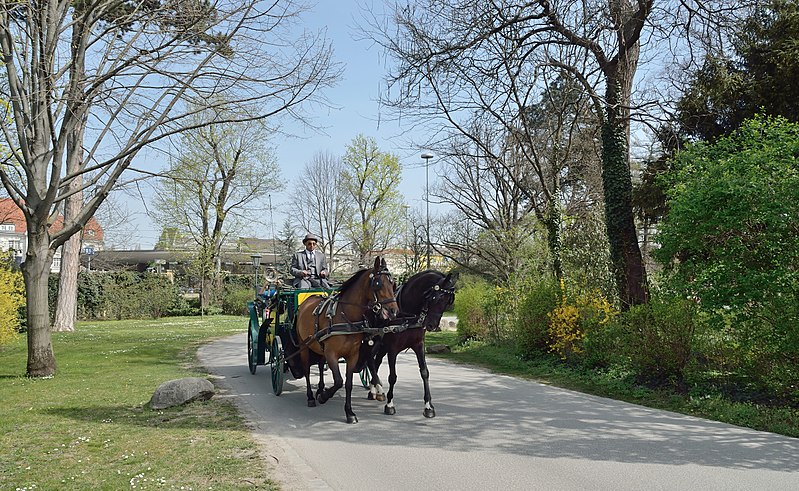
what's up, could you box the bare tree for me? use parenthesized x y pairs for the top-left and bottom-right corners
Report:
(295, 151), (352, 273)
(432, 137), (539, 283)
(0, 0), (340, 376)
(93, 195), (136, 250)
(365, 0), (749, 307)
(153, 102), (282, 309)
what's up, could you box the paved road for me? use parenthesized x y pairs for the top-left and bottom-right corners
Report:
(198, 333), (799, 490)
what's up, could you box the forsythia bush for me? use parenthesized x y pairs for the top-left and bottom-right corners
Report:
(0, 251), (25, 344)
(547, 282), (617, 361)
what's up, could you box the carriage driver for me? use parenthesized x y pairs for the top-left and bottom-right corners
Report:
(290, 233), (331, 289)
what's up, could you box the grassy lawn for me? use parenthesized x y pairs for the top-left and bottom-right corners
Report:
(0, 316), (276, 491)
(425, 331), (799, 438)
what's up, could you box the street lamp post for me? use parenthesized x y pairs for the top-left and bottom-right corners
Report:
(250, 253), (262, 297)
(421, 152), (434, 269)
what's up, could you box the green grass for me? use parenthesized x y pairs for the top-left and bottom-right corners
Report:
(425, 331), (799, 438)
(0, 316), (276, 491)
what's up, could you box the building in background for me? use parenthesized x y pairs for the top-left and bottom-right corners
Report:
(0, 198), (104, 272)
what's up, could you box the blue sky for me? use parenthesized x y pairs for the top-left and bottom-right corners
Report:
(123, 1), (436, 249)
(272, 1), (432, 214)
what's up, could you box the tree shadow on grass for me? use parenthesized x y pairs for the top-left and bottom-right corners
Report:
(44, 398), (242, 431)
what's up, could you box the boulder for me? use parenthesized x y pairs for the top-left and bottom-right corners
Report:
(426, 344), (452, 354)
(149, 377), (215, 410)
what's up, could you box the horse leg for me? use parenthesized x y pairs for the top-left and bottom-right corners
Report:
(344, 357), (358, 424)
(383, 350), (398, 415)
(315, 358), (326, 401)
(301, 351), (316, 407)
(305, 372), (316, 407)
(413, 344), (436, 418)
(317, 354), (343, 405)
(367, 346), (386, 402)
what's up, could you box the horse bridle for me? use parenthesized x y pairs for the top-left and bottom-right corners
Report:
(368, 267), (398, 317)
(417, 280), (455, 330)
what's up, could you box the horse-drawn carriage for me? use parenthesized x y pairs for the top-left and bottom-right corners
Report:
(246, 257), (456, 423)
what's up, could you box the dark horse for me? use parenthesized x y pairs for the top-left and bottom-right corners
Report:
(365, 270), (456, 418)
(295, 257), (398, 424)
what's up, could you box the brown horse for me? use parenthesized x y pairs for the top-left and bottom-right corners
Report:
(295, 257), (398, 424)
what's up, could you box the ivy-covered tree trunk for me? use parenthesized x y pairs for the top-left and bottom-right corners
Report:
(544, 190), (563, 281)
(601, 75), (649, 308)
(22, 226), (57, 376)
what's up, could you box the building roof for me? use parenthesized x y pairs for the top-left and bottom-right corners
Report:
(0, 198), (104, 240)
(0, 199), (27, 233)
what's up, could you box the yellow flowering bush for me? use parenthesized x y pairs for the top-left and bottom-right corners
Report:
(0, 250), (25, 344)
(547, 281), (617, 361)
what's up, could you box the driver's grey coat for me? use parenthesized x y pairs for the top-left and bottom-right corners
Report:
(290, 250), (329, 287)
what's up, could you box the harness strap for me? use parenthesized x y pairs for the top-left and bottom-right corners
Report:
(314, 319), (372, 343)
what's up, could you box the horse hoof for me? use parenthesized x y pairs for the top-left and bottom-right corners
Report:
(347, 415), (358, 424)
(384, 406), (396, 415)
(316, 394), (327, 405)
(376, 393), (386, 402)
(424, 408), (436, 418)
(367, 392), (375, 400)
(307, 400), (316, 408)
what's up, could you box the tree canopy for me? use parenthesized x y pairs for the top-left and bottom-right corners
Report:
(677, 1), (799, 141)
(341, 135), (405, 264)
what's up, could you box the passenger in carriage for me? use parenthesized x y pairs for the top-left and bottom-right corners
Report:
(290, 233), (331, 288)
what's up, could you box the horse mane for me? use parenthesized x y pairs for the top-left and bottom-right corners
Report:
(337, 268), (370, 295)
(405, 270), (444, 291)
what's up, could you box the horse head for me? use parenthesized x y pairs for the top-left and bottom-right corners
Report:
(418, 271), (456, 331)
(367, 257), (398, 321)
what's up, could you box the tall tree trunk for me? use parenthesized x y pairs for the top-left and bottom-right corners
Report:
(52, 7), (88, 332)
(52, 213), (81, 331)
(601, 61), (649, 309)
(52, 142), (85, 332)
(22, 227), (57, 376)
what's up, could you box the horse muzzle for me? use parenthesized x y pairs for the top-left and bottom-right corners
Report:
(372, 302), (398, 321)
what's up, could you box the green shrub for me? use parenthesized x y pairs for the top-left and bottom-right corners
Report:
(453, 277), (491, 341)
(729, 299), (799, 404)
(48, 272), (184, 320)
(617, 298), (698, 388)
(221, 286), (253, 316)
(138, 274), (182, 318)
(167, 295), (200, 317)
(657, 114), (799, 401)
(512, 277), (559, 358)
(0, 251), (24, 344)
(77, 271), (104, 319)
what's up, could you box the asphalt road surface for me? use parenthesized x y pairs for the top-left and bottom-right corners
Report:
(197, 333), (799, 490)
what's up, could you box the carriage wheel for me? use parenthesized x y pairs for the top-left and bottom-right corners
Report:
(270, 336), (284, 396)
(247, 323), (257, 375)
(359, 366), (370, 389)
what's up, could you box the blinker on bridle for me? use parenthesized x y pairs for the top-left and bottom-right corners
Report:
(369, 268), (397, 314)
